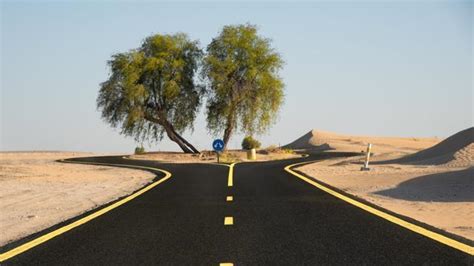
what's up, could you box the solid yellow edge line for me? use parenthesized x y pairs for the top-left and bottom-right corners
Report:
(284, 161), (474, 256)
(227, 163), (236, 187)
(0, 161), (172, 262)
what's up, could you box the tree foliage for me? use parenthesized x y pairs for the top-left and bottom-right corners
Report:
(203, 24), (284, 149)
(97, 33), (203, 153)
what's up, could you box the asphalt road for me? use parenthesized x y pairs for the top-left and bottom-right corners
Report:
(1, 153), (472, 265)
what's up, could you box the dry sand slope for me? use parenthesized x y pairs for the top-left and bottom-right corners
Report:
(378, 127), (473, 167)
(284, 129), (440, 158)
(0, 152), (155, 246)
(293, 127), (474, 240)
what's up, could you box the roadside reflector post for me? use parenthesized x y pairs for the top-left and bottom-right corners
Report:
(247, 148), (256, 160)
(361, 143), (372, 171)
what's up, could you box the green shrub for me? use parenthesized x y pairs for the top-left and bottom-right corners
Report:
(241, 136), (261, 150)
(281, 148), (295, 154)
(134, 146), (146, 154)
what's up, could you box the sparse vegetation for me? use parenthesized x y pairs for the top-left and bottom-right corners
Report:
(265, 144), (279, 151)
(242, 136), (262, 150)
(134, 146), (146, 155)
(218, 152), (242, 163)
(262, 144), (294, 154)
(280, 148), (295, 154)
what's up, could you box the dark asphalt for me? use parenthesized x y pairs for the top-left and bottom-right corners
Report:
(2, 153), (472, 265)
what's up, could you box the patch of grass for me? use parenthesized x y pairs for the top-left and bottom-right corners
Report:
(280, 148), (295, 154)
(262, 145), (295, 154)
(218, 152), (242, 163)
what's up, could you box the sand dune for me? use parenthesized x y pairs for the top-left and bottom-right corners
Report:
(379, 127), (473, 167)
(284, 129), (439, 157)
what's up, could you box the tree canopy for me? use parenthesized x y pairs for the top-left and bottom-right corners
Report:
(203, 24), (284, 149)
(97, 33), (203, 153)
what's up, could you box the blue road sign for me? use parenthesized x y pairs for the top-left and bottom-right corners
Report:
(212, 139), (224, 152)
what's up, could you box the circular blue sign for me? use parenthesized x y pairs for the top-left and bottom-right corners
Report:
(212, 139), (224, 152)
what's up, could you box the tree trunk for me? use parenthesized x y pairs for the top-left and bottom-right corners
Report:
(162, 123), (193, 153)
(144, 113), (200, 154)
(222, 112), (235, 151)
(223, 126), (233, 151)
(161, 119), (200, 154)
(170, 126), (200, 154)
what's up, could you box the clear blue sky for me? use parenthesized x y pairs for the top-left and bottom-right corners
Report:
(1, 1), (472, 152)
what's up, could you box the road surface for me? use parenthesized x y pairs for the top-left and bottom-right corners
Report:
(1, 153), (472, 265)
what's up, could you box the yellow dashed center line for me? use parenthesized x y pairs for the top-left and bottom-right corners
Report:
(224, 216), (234, 225)
(221, 163), (236, 265)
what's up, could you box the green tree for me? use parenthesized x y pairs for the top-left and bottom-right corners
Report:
(203, 24), (284, 150)
(97, 33), (203, 153)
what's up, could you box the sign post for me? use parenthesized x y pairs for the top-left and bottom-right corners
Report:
(212, 139), (225, 163)
(361, 143), (372, 171)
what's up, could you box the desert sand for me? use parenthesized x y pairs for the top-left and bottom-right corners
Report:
(285, 129), (440, 156)
(294, 128), (473, 240)
(0, 152), (155, 246)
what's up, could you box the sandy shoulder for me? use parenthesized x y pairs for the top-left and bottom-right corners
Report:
(0, 152), (155, 246)
(297, 156), (474, 241)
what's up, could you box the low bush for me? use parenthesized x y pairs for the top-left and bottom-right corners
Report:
(241, 136), (261, 150)
(281, 148), (295, 154)
(134, 146), (146, 154)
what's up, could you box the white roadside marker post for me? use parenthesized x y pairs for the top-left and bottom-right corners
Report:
(247, 148), (256, 160)
(361, 143), (372, 171)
